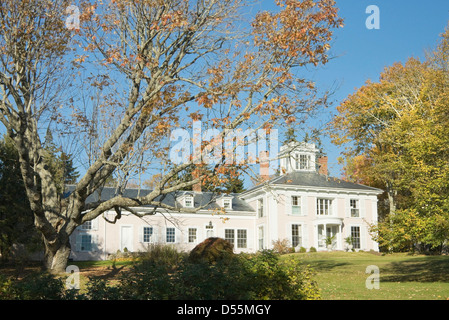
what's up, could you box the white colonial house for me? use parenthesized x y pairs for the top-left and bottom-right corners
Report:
(68, 142), (383, 261)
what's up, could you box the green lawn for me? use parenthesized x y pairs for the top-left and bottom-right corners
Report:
(288, 251), (449, 300)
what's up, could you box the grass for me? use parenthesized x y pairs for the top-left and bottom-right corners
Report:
(288, 251), (449, 300)
(4, 251), (448, 300)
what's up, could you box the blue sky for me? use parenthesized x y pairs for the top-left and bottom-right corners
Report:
(290, 0), (449, 176)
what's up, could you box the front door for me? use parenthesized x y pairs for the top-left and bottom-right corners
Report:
(120, 226), (133, 252)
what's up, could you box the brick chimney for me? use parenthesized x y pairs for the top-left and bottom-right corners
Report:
(318, 156), (328, 175)
(259, 151), (270, 182)
(192, 168), (202, 193)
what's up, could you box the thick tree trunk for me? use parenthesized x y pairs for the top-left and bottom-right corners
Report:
(43, 235), (71, 274)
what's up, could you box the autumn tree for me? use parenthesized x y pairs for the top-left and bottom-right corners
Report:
(0, 0), (343, 272)
(329, 26), (449, 252)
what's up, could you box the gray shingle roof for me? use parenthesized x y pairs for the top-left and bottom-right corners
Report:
(245, 171), (383, 193)
(64, 185), (255, 212)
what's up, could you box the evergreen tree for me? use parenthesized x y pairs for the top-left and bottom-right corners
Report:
(43, 130), (79, 190)
(0, 136), (39, 262)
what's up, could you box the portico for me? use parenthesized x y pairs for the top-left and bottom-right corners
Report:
(314, 217), (343, 250)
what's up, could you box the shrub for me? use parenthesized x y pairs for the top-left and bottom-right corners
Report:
(271, 238), (291, 254)
(189, 237), (234, 264)
(0, 272), (77, 300)
(245, 250), (320, 300)
(309, 247), (317, 252)
(0, 274), (15, 300)
(175, 256), (254, 300)
(8, 246), (320, 300)
(139, 243), (187, 271)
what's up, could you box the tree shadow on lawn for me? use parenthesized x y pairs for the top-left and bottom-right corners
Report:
(302, 260), (350, 272)
(381, 256), (449, 283)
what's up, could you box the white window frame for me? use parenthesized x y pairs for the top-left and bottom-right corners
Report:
(205, 222), (215, 238)
(81, 220), (92, 230)
(75, 233), (98, 252)
(188, 227), (198, 243)
(299, 154), (310, 170)
(166, 227), (176, 243)
(80, 234), (92, 252)
(225, 229), (235, 246)
(317, 198), (333, 216)
(223, 198), (232, 210)
(350, 199), (360, 217)
(142, 226), (154, 243)
(237, 229), (247, 249)
(295, 153), (311, 171)
(257, 198), (264, 218)
(184, 195), (194, 208)
(291, 224), (302, 248)
(224, 228), (248, 249)
(350, 226), (361, 249)
(291, 196), (301, 215)
(258, 225), (265, 250)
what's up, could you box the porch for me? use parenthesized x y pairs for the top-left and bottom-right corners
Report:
(314, 217), (343, 251)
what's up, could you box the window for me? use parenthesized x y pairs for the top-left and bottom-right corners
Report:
(351, 226), (361, 249)
(81, 220), (92, 230)
(206, 223), (214, 238)
(258, 226), (264, 250)
(237, 230), (247, 249)
(350, 199), (360, 217)
(295, 154), (310, 170)
(291, 224), (302, 247)
(225, 229), (247, 249)
(188, 228), (197, 243)
(225, 229), (235, 246)
(143, 226), (153, 243)
(300, 154), (310, 170)
(291, 196), (301, 215)
(80, 234), (92, 251)
(223, 198), (232, 210)
(257, 198), (264, 217)
(317, 198), (332, 215)
(166, 227), (175, 243)
(185, 195), (194, 208)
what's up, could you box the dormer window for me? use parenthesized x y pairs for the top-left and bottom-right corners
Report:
(218, 196), (233, 210)
(223, 198), (232, 210)
(184, 195), (194, 208)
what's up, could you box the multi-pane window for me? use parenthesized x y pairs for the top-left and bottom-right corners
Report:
(188, 228), (197, 243)
(80, 234), (92, 251)
(291, 224), (302, 247)
(237, 230), (247, 249)
(225, 229), (235, 246)
(81, 220), (92, 230)
(223, 199), (232, 209)
(166, 227), (175, 243)
(257, 198), (264, 218)
(225, 229), (247, 249)
(351, 226), (361, 249)
(143, 226), (153, 243)
(350, 199), (360, 217)
(258, 226), (264, 250)
(317, 198), (332, 215)
(291, 196), (301, 215)
(295, 154), (310, 170)
(206, 223), (214, 238)
(300, 154), (310, 170)
(185, 196), (193, 208)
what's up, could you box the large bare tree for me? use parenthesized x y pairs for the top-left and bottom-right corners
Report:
(0, 0), (343, 272)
